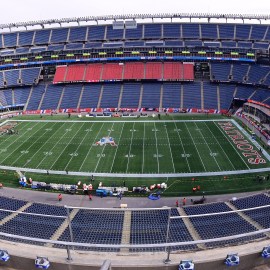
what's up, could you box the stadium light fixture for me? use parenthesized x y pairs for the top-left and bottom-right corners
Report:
(0, 250), (10, 262)
(178, 260), (195, 270)
(262, 246), (270, 258)
(35, 256), (50, 269)
(225, 253), (240, 266)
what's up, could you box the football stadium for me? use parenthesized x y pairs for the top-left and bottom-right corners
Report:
(0, 10), (269, 270)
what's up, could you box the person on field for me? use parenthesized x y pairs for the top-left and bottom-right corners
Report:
(89, 194), (92, 201)
(175, 200), (179, 207)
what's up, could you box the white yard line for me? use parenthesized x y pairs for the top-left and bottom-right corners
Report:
(172, 121), (191, 172)
(184, 122), (207, 171)
(125, 122), (135, 173)
(203, 122), (236, 170)
(34, 122), (77, 169)
(0, 121), (25, 146)
(21, 122), (60, 167)
(64, 122), (95, 171)
(0, 122), (42, 164)
(78, 123), (105, 171)
(213, 121), (250, 169)
(142, 122), (145, 173)
(48, 123), (86, 170)
(94, 123), (116, 172)
(164, 123), (175, 173)
(0, 121), (34, 149)
(153, 122), (160, 173)
(194, 122), (221, 171)
(109, 122), (125, 173)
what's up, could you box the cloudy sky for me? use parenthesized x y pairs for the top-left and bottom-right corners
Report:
(1, 0), (270, 24)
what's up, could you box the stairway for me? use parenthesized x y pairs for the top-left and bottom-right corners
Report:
(118, 84), (124, 109)
(217, 85), (221, 111)
(57, 86), (65, 111)
(37, 84), (48, 110)
(120, 210), (132, 253)
(23, 86), (34, 111)
(45, 208), (79, 248)
(177, 207), (206, 250)
(0, 202), (32, 226)
(201, 81), (204, 110)
(97, 84), (104, 109)
(225, 202), (270, 238)
(77, 85), (85, 109)
(159, 83), (163, 109)
(138, 83), (143, 109)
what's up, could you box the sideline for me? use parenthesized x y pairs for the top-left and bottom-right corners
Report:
(0, 164), (269, 177)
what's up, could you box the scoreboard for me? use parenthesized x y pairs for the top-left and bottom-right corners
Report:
(194, 62), (209, 72)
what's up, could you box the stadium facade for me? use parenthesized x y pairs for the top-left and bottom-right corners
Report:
(0, 13), (269, 270)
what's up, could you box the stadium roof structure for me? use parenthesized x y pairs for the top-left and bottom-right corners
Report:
(2, 13), (270, 31)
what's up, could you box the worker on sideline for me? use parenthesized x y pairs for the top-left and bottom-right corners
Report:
(182, 197), (186, 206)
(58, 193), (62, 201)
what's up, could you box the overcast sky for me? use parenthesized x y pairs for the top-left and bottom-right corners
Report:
(1, 0), (270, 24)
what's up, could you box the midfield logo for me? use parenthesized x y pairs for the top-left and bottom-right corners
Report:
(96, 136), (117, 146)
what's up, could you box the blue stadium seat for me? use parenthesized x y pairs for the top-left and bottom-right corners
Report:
(163, 24), (181, 38)
(162, 83), (181, 108)
(141, 83), (161, 108)
(50, 28), (68, 43)
(182, 82), (201, 108)
(68, 26), (87, 42)
(34, 30), (51, 45)
(120, 83), (141, 108)
(79, 84), (102, 109)
(60, 85), (82, 109)
(125, 24), (143, 39)
(100, 84), (121, 108)
(3, 33), (17, 47)
(18, 31), (34, 46)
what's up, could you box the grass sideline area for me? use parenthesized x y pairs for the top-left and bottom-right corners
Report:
(0, 169), (270, 197)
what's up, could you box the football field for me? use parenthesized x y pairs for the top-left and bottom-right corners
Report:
(0, 119), (268, 175)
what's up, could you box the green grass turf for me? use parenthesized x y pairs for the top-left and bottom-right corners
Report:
(0, 116), (269, 196)
(2, 170), (270, 197)
(0, 119), (268, 174)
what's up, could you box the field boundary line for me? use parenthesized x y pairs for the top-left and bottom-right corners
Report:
(2, 165), (270, 178)
(213, 121), (250, 169)
(203, 122), (236, 170)
(232, 119), (270, 162)
(10, 119), (231, 123)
